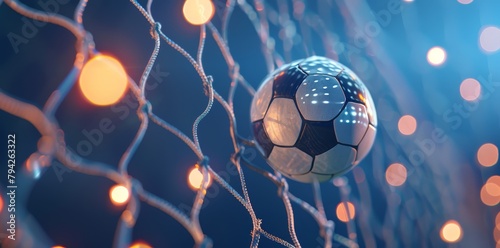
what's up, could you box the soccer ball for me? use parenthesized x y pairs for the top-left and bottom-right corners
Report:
(250, 56), (377, 183)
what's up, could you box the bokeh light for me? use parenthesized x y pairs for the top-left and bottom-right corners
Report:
(386, 163), (408, 186)
(457, 0), (473, 4)
(481, 176), (500, 206)
(52, 246), (66, 248)
(427, 46), (447, 66)
(79, 54), (128, 106)
(353, 167), (366, 184)
(0, 195), (3, 213)
(477, 143), (499, 167)
(487, 176), (500, 195)
(109, 185), (130, 206)
(130, 241), (152, 248)
(336, 201), (355, 222)
(481, 184), (500, 206)
(188, 167), (212, 190)
(398, 115), (417, 135)
(488, 176), (500, 187)
(440, 220), (463, 243)
(486, 183), (500, 197)
(479, 26), (500, 53)
(183, 0), (215, 25)
(496, 212), (500, 231)
(460, 78), (481, 101)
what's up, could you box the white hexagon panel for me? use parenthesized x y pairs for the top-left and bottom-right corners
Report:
(355, 124), (376, 163)
(250, 76), (274, 122)
(295, 75), (346, 121)
(268, 147), (313, 175)
(312, 144), (357, 175)
(290, 172), (333, 183)
(263, 98), (302, 146)
(363, 85), (378, 126)
(339, 67), (377, 126)
(334, 102), (369, 146)
(299, 56), (344, 77)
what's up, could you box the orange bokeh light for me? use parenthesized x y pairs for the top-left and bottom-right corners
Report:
(496, 212), (500, 231)
(188, 167), (212, 190)
(488, 176), (500, 186)
(336, 201), (355, 222)
(481, 176), (500, 206)
(130, 241), (152, 248)
(440, 220), (463, 243)
(398, 115), (417, 135)
(52, 246), (66, 248)
(477, 143), (499, 167)
(110, 185), (130, 206)
(0, 195), (3, 213)
(183, 0), (215, 25)
(386, 163), (407, 187)
(460, 78), (481, 101)
(486, 183), (500, 197)
(79, 54), (128, 106)
(481, 177), (500, 206)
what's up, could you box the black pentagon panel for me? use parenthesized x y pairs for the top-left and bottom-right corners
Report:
(295, 120), (337, 156)
(252, 120), (274, 158)
(274, 59), (304, 74)
(272, 65), (308, 99)
(336, 70), (368, 104)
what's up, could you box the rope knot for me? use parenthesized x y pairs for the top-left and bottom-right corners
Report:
(150, 22), (162, 38)
(198, 156), (210, 167)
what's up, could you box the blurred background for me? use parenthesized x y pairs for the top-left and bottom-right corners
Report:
(0, 0), (499, 247)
